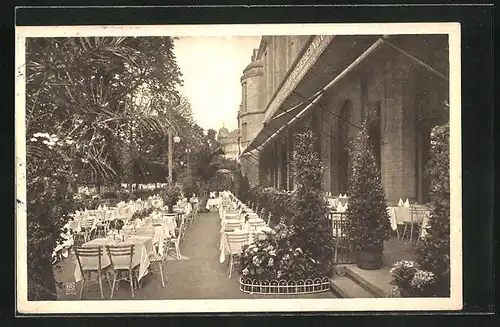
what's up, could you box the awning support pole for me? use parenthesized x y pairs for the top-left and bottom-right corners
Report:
(241, 35), (389, 156)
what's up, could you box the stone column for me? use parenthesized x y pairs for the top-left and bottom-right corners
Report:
(380, 55), (417, 202)
(321, 105), (332, 192)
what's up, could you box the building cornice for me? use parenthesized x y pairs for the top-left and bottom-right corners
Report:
(240, 70), (263, 83)
(263, 35), (335, 123)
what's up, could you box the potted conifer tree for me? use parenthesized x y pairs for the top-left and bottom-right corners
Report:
(161, 183), (182, 213)
(345, 117), (392, 270)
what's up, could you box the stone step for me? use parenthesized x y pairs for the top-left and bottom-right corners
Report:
(329, 275), (376, 298)
(344, 265), (390, 298)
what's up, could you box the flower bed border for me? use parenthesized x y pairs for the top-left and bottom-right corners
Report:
(239, 277), (331, 295)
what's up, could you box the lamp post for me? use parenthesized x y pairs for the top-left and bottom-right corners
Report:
(168, 131), (181, 184)
(186, 148), (192, 187)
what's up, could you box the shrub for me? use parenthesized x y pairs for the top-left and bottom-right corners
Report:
(240, 123), (334, 280)
(246, 186), (294, 226)
(415, 122), (450, 296)
(390, 260), (437, 297)
(240, 222), (315, 280)
(237, 173), (250, 203)
(288, 124), (334, 278)
(344, 118), (391, 253)
(160, 183), (182, 206)
(101, 191), (117, 199)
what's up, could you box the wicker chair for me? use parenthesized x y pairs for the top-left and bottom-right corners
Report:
(225, 231), (250, 279)
(148, 237), (170, 287)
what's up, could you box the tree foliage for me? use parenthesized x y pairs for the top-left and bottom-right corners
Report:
(415, 123), (450, 296)
(289, 123), (335, 277)
(344, 116), (392, 252)
(25, 36), (184, 300)
(239, 123), (334, 280)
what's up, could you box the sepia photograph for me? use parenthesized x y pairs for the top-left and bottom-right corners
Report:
(15, 23), (462, 313)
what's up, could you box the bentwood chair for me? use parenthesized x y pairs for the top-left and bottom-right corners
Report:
(224, 220), (243, 231)
(416, 209), (431, 246)
(225, 231), (250, 279)
(148, 237), (170, 287)
(94, 216), (109, 238)
(106, 244), (140, 298)
(406, 205), (431, 244)
(76, 217), (96, 244)
(176, 214), (188, 243)
(168, 223), (183, 260)
(74, 246), (111, 299)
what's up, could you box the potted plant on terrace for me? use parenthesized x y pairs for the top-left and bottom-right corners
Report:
(237, 124), (333, 294)
(161, 183), (182, 213)
(345, 117), (391, 270)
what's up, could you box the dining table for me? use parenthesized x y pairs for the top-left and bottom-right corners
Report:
(219, 217), (271, 264)
(386, 206), (430, 242)
(74, 234), (154, 284)
(206, 198), (220, 210)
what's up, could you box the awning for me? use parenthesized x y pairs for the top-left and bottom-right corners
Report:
(240, 37), (387, 157)
(240, 92), (322, 156)
(240, 35), (448, 158)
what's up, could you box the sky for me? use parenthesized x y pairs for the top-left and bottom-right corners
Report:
(173, 36), (262, 133)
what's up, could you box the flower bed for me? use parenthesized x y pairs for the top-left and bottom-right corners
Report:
(237, 125), (334, 295)
(239, 277), (331, 295)
(389, 260), (438, 297)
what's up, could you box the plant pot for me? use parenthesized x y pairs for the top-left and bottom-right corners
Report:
(167, 205), (174, 213)
(355, 250), (383, 270)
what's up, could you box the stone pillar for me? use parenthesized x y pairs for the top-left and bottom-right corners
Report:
(321, 106), (332, 192)
(380, 55), (417, 202)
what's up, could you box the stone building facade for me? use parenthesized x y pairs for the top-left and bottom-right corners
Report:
(238, 35), (449, 204)
(217, 127), (240, 161)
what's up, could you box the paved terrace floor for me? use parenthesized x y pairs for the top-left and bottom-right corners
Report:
(54, 211), (335, 300)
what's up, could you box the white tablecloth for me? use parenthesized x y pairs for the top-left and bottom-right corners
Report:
(206, 198), (220, 210)
(74, 235), (153, 283)
(219, 219), (270, 263)
(386, 206), (428, 230)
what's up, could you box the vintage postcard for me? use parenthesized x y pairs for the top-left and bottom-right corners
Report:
(15, 23), (462, 313)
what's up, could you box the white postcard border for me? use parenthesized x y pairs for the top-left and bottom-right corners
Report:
(15, 22), (462, 313)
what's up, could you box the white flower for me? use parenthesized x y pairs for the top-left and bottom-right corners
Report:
(410, 270), (435, 289)
(268, 258), (274, 266)
(242, 268), (249, 276)
(33, 132), (50, 138)
(30, 138), (37, 142)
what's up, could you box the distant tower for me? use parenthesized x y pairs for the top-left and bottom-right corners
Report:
(238, 42), (266, 185)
